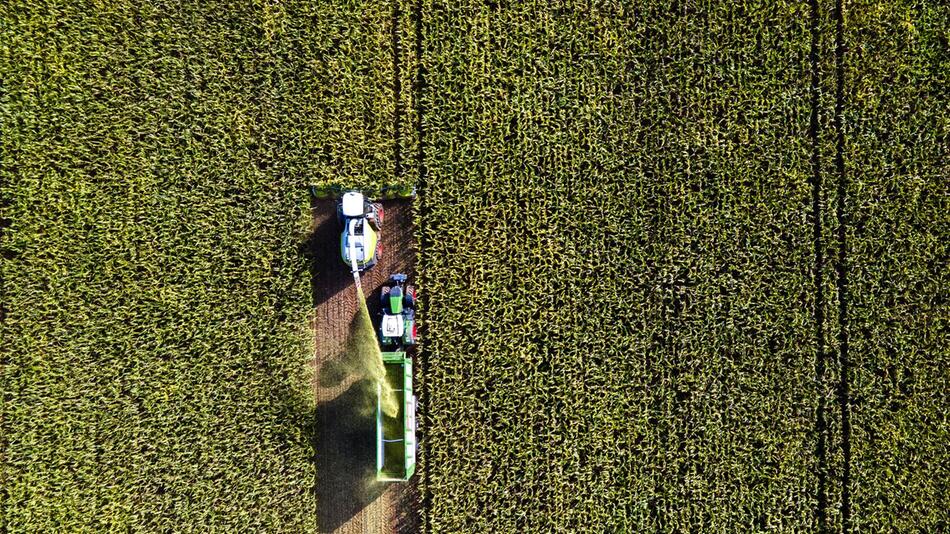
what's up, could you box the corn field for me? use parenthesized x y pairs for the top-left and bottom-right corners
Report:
(2, 0), (947, 532)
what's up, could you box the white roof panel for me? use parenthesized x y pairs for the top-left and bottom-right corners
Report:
(341, 192), (364, 217)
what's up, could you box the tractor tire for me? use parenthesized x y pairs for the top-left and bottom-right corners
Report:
(375, 242), (382, 263)
(380, 286), (390, 307)
(404, 287), (416, 309)
(376, 204), (385, 224)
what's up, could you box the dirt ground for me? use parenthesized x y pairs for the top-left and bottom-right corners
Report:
(307, 199), (420, 534)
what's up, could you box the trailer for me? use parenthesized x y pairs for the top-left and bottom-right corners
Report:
(377, 351), (417, 482)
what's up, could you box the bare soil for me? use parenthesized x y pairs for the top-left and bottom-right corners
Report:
(307, 199), (420, 534)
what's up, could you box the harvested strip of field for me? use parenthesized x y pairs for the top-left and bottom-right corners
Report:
(841, 2), (950, 531)
(307, 200), (418, 534)
(419, 1), (819, 531)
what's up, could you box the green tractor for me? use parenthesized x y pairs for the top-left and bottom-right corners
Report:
(379, 274), (417, 348)
(338, 191), (383, 273)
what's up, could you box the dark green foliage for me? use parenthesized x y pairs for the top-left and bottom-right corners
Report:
(418, 0), (948, 531)
(843, 2), (950, 530)
(1, 0), (403, 530)
(419, 1), (821, 531)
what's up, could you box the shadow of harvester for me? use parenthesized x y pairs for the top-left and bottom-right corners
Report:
(302, 200), (350, 309)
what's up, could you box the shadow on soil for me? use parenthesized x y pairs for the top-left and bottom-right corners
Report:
(314, 379), (387, 533)
(310, 350), (420, 534)
(302, 199), (350, 309)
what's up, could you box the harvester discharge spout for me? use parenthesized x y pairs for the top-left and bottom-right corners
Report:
(348, 224), (361, 292)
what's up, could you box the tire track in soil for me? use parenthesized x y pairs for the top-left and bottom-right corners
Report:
(308, 200), (419, 534)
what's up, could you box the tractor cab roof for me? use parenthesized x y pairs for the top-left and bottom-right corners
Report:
(381, 314), (404, 337)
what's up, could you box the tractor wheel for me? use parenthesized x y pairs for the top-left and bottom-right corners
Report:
(404, 287), (416, 309)
(380, 285), (390, 307)
(375, 242), (382, 263)
(367, 206), (383, 231)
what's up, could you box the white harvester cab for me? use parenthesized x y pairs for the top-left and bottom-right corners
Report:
(338, 191), (382, 272)
(341, 191), (365, 217)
